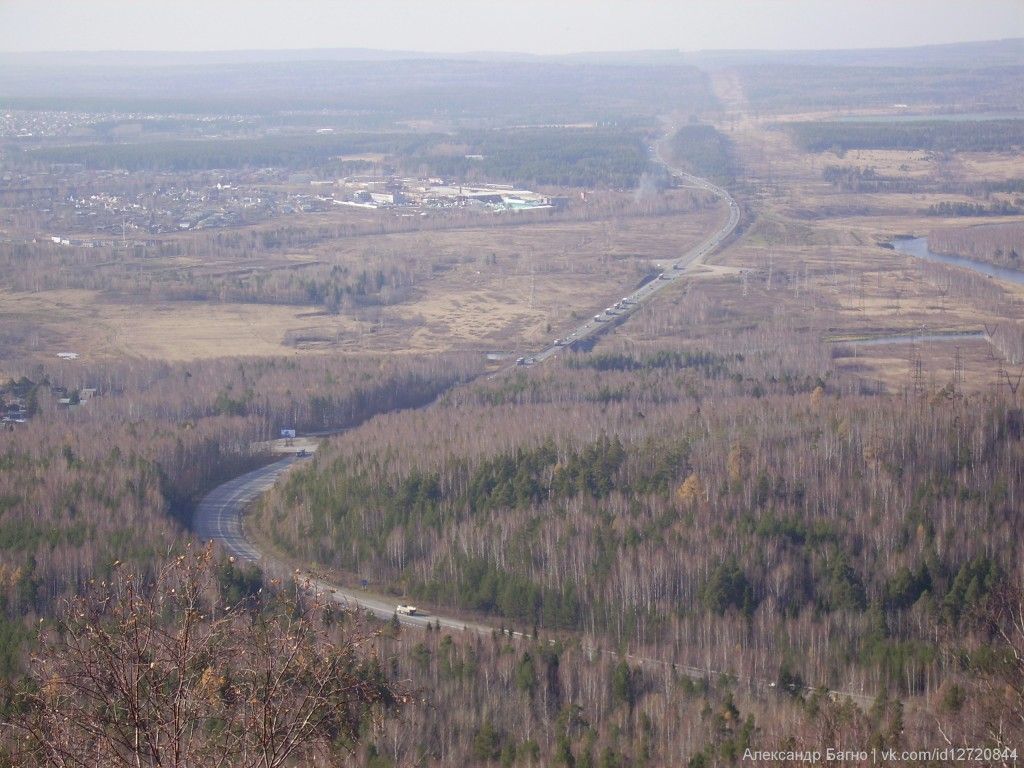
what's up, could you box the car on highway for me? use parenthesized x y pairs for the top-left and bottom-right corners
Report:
(396, 605), (418, 615)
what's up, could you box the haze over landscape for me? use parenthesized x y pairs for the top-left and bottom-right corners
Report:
(2, 1), (1023, 54)
(0, 2), (1023, 766)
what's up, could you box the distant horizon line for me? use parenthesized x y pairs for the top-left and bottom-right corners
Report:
(1, 36), (1021, 58)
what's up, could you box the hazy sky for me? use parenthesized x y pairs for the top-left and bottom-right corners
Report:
(0, 0), (1021, 54)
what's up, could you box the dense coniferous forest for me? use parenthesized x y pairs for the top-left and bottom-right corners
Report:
(786, 119), (1024, 154)
(667, 125), (736, 184)
(28, 133), (437, 173)
(400, 128), (653, 189)
(25, 127), (653, 189)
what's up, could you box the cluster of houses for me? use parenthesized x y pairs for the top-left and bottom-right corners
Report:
(1, 369), (99, 427)
(1, 397), (28, 425)
(2, 165), (333, 239)
(53, 181), (283, 235)
(1, 109), (253, 141)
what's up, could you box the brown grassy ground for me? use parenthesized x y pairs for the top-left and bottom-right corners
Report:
(651, 90), (1024, 396)
(1, 201), (725, 362)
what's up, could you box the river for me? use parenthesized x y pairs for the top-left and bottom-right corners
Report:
(891, 236), (1024, 286)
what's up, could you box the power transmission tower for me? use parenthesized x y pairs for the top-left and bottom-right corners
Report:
(1000, 366), (1024, 396)
(953, 345), (963, 394)
(911, 344), (925, 399)
(983, 322), (1000, 360)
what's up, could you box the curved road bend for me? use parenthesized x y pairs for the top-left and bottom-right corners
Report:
(193, 455), (494, 634)
(192, 165), (871, 705)
(195, 147), (741, 625)
(193, 457), (871, 705)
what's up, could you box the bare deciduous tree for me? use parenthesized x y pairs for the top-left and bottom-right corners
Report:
(4, 546), (404, 768)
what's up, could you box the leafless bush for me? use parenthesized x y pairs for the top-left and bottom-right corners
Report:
(3, 546), (404, 768)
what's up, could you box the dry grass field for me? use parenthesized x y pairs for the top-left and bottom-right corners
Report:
(669, 108), (1024, 396)
(1, 200), (726, 363)
(0, 289), (366, 360)
(5, 101), (1020, 391)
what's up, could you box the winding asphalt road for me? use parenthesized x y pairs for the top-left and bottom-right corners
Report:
(193, 455), (496, 633)
(194, 138), (741, 622)
(191, 155), (871, 705)
(191, 453), (871, 705)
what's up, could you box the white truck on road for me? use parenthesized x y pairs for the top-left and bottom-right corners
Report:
(396, 605), (418, 616)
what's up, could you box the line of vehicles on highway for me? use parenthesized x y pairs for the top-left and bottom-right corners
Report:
(593, 295), (635, 323)
(510, 156), (740, 371)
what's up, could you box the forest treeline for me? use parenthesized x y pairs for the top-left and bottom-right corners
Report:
(399, 128), (652, 189)
(28, 132), (434, 173)
(819, 165), (1024, 202)
(667, 125), (735, 185)
(787, 119), (1024, 154)
(922, 200), (1024, 217)
(25, 127), (654, 189)
(255, 290), (1023, 709)
(0, 59), (716, 127)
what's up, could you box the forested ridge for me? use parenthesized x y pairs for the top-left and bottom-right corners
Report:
(241, 290), (1024, 763)
(256, 310), (1023, 704)
(0, 353), (478, 684)
(737, 64), (1024, 111)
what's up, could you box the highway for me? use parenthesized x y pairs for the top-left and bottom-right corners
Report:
(194, 135), (742, 624)
(528, 151), (740, 364)
(191, 156), (871, 705)
(193, 455), (496, 633)
(193, 458), (296, 563)
(192, 453), (871, 705)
